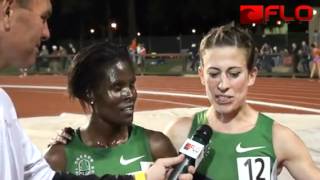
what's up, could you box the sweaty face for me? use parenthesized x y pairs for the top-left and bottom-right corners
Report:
(1, 0), (51, 68)
(92, 61), (137, 126)
(199, 47), (257, 114)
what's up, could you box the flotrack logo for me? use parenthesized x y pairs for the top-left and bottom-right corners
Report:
(240, 5), (314, 24)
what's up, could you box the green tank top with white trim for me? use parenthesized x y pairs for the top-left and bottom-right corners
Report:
(64, 125), (154, 177)
(188, 110), (277, 180)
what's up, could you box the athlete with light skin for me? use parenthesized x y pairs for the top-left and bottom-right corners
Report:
(165, 25), (320, 179)
(45, 42), (179, 177)
(0, 0), (194, 179)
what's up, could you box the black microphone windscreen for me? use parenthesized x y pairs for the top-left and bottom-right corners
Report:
(167, 124), (213, 180)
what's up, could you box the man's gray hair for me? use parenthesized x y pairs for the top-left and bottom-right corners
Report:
(0, 0), (31, 8)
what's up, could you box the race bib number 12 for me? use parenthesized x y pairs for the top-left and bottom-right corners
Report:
(237, 157), (271, 180)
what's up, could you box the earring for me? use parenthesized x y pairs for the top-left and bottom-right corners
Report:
(90, 100), (94, 105)
(3, 8), (11, 32)
(4, 23), (10, 31)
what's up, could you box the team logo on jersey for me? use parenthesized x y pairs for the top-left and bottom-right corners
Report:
(74, 154), (95, 175)
(120, 155), (145, 166)
(236, 142), (266, 153)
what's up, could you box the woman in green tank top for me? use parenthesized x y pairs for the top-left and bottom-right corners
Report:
(166, 25), (320, 179)
(44, 42), (177, 176)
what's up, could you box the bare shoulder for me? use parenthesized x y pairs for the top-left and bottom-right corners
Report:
(273, 122), (296, 141)
(44, 143), (67, 172)
(273, 123), (305, 160)
(145, 129), (177, 159)
(273, 123), (320, 179)
(273, 123), (305, 156)
(164, 116), (193, 150)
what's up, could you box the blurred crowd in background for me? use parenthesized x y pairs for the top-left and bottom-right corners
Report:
(19, 32), (320, 79)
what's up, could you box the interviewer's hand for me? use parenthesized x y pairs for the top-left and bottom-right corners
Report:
(47, 127), (74, 147)
(146, 154), (195, 180)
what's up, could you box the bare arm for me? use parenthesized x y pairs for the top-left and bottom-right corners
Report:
(273, 123), (320, 179)
(146, 130), (177, 159)
(164, 117), (193, 150)
(44, 144), (67, 172)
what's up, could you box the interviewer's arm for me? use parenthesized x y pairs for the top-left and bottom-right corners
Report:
(53, 173), (134, 180)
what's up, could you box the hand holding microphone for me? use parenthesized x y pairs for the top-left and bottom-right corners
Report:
(144, 154), (195, 180)
(168, 125), (213, 180)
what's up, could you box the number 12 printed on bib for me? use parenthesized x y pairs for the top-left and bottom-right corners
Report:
(237, 157), (271, 180)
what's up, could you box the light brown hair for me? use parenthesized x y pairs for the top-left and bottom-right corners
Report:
(199, 25), (255, 71)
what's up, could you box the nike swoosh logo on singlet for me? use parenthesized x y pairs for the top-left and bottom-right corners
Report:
(120, 155), (145, 166)
(236, 142), (266, 153)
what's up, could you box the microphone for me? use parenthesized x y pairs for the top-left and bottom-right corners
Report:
(168, 124), (212, 180)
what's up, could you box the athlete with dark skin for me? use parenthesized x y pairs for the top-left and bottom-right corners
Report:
(45, 42), (178, 176)
(0, 0), (193, 179)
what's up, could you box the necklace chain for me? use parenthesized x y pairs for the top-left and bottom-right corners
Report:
(96, 137), (127, 148)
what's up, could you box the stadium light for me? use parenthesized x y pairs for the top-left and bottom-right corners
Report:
(52, 45), (58, 51)
(137, 32), (141, 36)
(276, 20), (282, 25)
(110, 22), (117, 30)
(313, 9), (318, 15)
(90, 28), (95, 34)
(192, 28), (196, 34)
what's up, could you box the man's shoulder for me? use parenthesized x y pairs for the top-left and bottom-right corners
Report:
(0, 88), (14, 107)
(0, 88), (10, 101)
(0, 88), (17, 123)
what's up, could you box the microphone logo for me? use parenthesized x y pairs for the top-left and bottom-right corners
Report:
(180, 141), (204, 159)
(168, 125), (213, 180)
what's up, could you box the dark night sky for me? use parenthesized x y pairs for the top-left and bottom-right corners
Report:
(47, 0), (320, 44)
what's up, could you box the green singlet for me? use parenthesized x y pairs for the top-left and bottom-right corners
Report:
(65, 125), (154, 176)
(188, 110), (278, 180)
